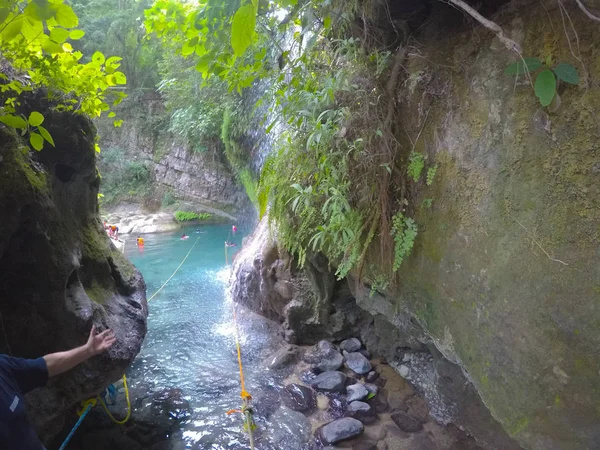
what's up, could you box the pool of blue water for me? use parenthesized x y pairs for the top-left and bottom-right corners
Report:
(124, 224), (287, 449)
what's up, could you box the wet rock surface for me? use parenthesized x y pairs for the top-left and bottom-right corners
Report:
(281, 383), (315, 412)
(311, 371), (347, 393)
(318, 417), (364, 445)
(345, 352), (372, 375)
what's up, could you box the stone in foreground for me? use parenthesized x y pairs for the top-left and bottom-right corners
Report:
(311, 371), (347, 393)
(281, 383), (315, 412)
(318, 417), (364, 445)
(345, 352), (372, 375)
(347, 383), (369, 402)
(340, 338), (362, 352)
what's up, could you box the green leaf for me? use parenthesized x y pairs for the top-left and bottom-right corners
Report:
(68, 29), (85, 40)
(49, 27), (69, 44)
(30, 132), (44, 151)
(108, 112), (116, 118)
(54, 4), (78, 28)
(92, 51), (105, 65)
(28, 111), (44, 126)
(42, 38), (64, 54)
(114, 120), (124, 128)
(324, 16), (331, 29)
(0, 115), (27, 128)
(535, 69), (557, 107)
(94, 143), (101, 153)
(504, 57), (542, 75)
(113, 71), (127, 84)
(553, 63), (579, 85)
(231, 4), (256, 57)
(37, 126), (55, 146)
(1, 15), (24, 42)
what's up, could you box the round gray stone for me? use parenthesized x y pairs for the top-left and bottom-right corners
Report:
(340, 338), (362, 353)
(318, 417), (364, 444)
(347, 383), (369, 402)
(311, 371), (347, 393)
(345, 352), (372, 375)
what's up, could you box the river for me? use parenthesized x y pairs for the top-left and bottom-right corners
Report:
(123, 224), (303, 450)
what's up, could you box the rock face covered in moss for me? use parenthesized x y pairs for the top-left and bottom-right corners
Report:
(0, 108), (148, 442)
(232, 1), (600, 449)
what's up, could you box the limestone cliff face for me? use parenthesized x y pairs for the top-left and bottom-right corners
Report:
(96, 98), (248, 215)
(231, 1), (600, 449)
(0, 107), (148, 442)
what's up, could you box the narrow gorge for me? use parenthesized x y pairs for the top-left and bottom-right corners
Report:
(0, 0), (598, 450)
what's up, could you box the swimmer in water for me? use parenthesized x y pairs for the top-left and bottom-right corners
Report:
(225, 241), (236, 248)
(181, 234), (189, 240)
(232, 225), (237, 233)
(136, 236), (144, 246)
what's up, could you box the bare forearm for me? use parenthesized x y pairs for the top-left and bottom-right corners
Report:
(44, 344), (92, 378)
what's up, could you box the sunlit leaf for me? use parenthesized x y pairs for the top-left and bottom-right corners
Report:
(50, 27), (69, 44)
(92, 51), (105, 64)
(113, 120), (124, 128)
(0, 115), (27, 128)
(69, 29), (85, 40)
(535, 69), (556, 107)
(38, 126), (55, 147)
(108, 112), (116, 118)
(231, 4), (256, 57)
(30, 132), (44, 151)
(54, 4), (78, 28)
(28, 111), (44, 127)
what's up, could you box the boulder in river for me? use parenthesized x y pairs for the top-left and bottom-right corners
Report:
(281, 384), (315, 412)
(317, 417), (364, 444)
(347, 383), (369, 402)
(311, 371), (347, 393)
(269, 407), (312, 449)
(345, 352), (372, 375)
(267, 344), (300, 370)
(340, 338), (361, 352)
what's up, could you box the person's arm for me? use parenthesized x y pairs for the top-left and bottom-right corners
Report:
(44, 326), (116, 378)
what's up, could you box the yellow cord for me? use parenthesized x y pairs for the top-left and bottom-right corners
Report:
(147, 236), (200, 302)
(97, 374), (131, 425)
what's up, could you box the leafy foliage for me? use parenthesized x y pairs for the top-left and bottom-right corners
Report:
(98, 148), (152, 205)
(504, 57), (579, 107)
(174, 211), (212, 222)
(0, 0), (128, 149)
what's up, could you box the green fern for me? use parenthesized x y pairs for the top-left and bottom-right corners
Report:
(408, 152), (425, 182)
(426, 165), (438, 186)
(391, 212), (418, 272)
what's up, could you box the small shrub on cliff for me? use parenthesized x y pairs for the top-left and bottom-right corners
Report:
(174, 211), (212, 222)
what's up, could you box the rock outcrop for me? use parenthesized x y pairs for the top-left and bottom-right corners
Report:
(0, 107), (148, 442)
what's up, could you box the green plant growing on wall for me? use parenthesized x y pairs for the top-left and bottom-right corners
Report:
(174, 211), (212, 222)
(391, 212), (418, 272)
(408, 152), (425, 182)
(426, 166), (438, 186)
(504, 57), (579, 107)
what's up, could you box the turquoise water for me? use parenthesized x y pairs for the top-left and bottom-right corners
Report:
(124, 224), (286, 449)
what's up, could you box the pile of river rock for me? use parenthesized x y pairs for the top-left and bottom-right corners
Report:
(264, 337), (476, 450)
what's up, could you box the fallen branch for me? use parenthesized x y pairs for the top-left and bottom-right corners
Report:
(444, 0), (522, 53)
(574, 0), (600, 22)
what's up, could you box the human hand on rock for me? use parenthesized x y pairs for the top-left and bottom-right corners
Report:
(86, 325), (116, 356)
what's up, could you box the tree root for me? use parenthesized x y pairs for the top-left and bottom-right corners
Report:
(444, 0), (522, 54)
(574, 0), (600, 22)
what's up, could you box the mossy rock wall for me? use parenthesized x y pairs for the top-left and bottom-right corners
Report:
(0, 103), (148, 442)
(388, 1), (600, 448)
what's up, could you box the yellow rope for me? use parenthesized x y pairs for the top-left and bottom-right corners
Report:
(231, 303), (255, 449)
(147, 236), (200, 303)
(97, 374), (131, 425)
